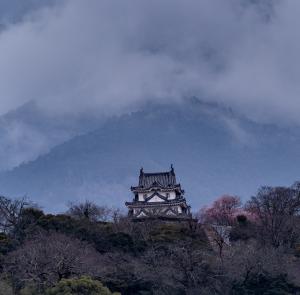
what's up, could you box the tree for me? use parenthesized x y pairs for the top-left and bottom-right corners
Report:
(222, 241), (300, 294)
(223, 242), (286, 282)
(0, 280), (13, 295)
(4, 231), (103, 291)
(138, 243), (222, 295)
(198, 195), (242, 226)
(67, 200), (112, 222)
(0, 232), (15, 255)
(229, 215), (257, 242)
(206, 224), (231, 260)
(0, 196), (29, 234)
(46, 276), (120, 295)
(231, 273), (300, 295)
(246, 185), (300, 248)
(13, 207), (45, 241)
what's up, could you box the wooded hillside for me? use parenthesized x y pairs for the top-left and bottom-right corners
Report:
(1, 182), (300, 294)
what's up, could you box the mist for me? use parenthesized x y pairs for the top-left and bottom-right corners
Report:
(0, 0), (298, 125)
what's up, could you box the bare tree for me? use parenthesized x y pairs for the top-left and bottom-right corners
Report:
(4, 231), (103, 291)
(66, 200), (112, 222)
(223, 241), (288, 287)
(0, 196), (29, 233)
(204, 224), (231, 260)
(246, 185), (300, 248)
(111, 208), (124, 224)
(139, 243), (222, 295)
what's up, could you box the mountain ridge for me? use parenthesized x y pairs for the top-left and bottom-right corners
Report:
(0, 101), (299, 212)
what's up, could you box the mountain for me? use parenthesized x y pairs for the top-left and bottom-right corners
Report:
(0, 100), (299, 212)
(0, 101), (105, 171)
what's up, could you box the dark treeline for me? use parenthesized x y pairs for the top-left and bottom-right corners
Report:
(1, 183), (300, 294)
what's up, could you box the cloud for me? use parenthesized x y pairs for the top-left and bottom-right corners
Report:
(221, 117), (255, 146)
(0, 0), (57, 24)
(0, 119), (50, 170)
(0, 0), (299, 125)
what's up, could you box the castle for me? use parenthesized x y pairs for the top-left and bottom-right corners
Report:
(125, 166), (191, 220)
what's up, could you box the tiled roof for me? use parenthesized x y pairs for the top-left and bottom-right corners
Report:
(125, 198), (188, 207)
(138, 167), (176, 188)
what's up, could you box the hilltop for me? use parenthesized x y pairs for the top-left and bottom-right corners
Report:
(0, 100), (300, 211)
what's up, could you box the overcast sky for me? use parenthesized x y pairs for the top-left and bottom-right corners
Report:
(0, 0), (299, 125)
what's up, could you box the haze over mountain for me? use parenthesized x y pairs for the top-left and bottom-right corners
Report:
(0, 101), (106, 171)
(0, 99), (299, 212)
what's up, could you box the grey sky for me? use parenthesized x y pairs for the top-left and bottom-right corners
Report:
(0, 0), (57, 24)
(0, 0), (299, 124)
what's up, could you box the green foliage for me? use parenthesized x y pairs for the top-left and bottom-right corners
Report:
(36, 214), (139, 254)
(13, 207), (45, 241)
(20, 284), (40, 295)
(149, 223), (185, 242)
(0, 280), (13, 295)
(236, 214), (247, 225)
(149, 222), (209, 249)
(106, 232), (134, 251)
(37, 214), (78, 234)
(21, 207), (44, 220)
(232, 273), (300, 295)
(230, 221), (256, 242)
(103, 271), (154, 295)
(45, 276), (120, 295)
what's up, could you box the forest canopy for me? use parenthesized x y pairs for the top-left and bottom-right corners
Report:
(0, 182), (300, 294)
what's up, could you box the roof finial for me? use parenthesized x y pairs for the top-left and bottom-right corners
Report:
(170, 164), (174, 173)
(140, 167), (144, 175)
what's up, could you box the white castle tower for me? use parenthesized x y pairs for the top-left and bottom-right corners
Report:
(125, 166), (191, 220)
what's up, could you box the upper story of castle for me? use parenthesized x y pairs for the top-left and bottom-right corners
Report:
(130, 165), (184, 203)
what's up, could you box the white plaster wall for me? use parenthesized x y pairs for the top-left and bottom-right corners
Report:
(138, 190), (176, 201)
(148, 195), (164, 202)
(137, 211), (147, 218)
(168, 191), (176, 200)
(138, 193), (145, 201)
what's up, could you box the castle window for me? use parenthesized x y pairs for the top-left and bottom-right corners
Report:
(166, 193), (170, 198)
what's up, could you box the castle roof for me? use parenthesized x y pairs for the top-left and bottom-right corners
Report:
(131, 165), (180, 190)
(139, 171), (175, 187)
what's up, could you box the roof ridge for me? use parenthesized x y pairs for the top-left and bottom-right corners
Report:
(142, 171), (170, 176)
